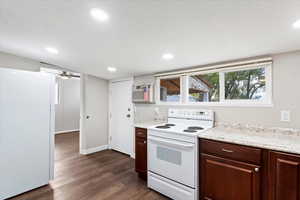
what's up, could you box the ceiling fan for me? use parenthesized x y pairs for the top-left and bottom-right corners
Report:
(40, 62), (80, 79)
(59, 71), (80, 79)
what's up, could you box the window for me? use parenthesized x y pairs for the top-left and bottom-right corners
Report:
(160, 77), (181, 102)
(225, 68), (266, 100)
(156, 62), (272, 106)
(188, 72), (219, 102)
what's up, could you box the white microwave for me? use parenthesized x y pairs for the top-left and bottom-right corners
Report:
(132, 84), (155, 103)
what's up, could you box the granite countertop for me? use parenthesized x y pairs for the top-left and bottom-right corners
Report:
(198, 126), (300, 155)
(134, 121), (165, 129)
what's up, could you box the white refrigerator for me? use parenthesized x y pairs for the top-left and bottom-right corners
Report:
(0, 67), (55, 200)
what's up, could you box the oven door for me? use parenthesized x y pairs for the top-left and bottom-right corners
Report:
(148, 136), (195, 188)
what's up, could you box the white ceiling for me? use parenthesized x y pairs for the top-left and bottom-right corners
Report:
(0, 0), (300, 79)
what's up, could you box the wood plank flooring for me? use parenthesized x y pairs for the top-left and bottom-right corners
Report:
(9, 132), (168, 200)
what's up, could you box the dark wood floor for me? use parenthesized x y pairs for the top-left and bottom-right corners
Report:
(9, 132), (168, 200)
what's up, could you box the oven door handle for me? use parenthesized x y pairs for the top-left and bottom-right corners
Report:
(148, 136), (194, 149)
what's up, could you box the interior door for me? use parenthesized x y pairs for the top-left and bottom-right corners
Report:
(0, 68), (54, 200)
(80, 75), (109, 154)
(110, 79), (134, 155)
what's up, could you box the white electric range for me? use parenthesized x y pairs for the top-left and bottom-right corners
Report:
(147, 108), (214, 200)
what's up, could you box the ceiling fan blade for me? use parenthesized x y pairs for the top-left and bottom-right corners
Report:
(71, 75), (81, 78)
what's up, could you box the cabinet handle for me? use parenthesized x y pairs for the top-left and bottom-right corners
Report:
(144, 141), (146, 144)
(204, 197), (213, 200)
(221, 148), (234, 153)
(254, 167), (259, 172)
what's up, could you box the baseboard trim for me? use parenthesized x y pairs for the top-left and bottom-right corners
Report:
(80, 145), (108, 155)
(131, 153), (136, 159)
(55, 129), (79, 134)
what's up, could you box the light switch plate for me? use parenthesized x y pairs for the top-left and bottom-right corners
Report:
(280, 110), (290, 122)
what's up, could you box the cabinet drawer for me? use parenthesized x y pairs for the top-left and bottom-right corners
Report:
(135, 128), (147, 138)
(200, 139), (262, 164)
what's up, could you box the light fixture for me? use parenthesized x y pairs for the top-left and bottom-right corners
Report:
(107, 66), (117, 72)
(45, 47), (58, 54)
(90, 8), (109, 22)
(162, 53), (174, 60)
(293, 19), (300, 29)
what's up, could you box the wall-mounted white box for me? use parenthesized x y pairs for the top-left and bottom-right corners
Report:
(280, 110), (291, 122)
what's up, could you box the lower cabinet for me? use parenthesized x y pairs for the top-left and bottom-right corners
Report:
(269, 151), (300, 200)
(135, 128), (147, 180)
(199, 139), (300, 200)
(201, 154), (261, 200)
(200, 139), (263, 200)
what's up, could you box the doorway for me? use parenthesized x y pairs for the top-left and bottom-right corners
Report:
(54, 75), (81, 161)
(109, 78), (134, 156)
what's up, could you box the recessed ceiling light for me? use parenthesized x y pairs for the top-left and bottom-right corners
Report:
(293, 19), (300, 29)
(162, 53), (174, 60)
(107, 66), (117, 72)
(90, 8), (109, 22)
(45, 47), (58, 54)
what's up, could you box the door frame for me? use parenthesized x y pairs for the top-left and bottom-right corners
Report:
(108, 77), (135, 158)
(49, 74), (56, 180)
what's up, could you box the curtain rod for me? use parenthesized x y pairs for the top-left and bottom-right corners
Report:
(154, 57), (273, 77)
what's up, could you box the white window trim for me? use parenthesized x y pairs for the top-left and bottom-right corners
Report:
(156, 75), (183, 105)
(54, 78), (60, 105)
(219, 64), (272, 106)
(156, 63), (273, 107)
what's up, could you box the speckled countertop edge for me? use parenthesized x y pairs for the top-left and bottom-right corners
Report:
(198, 126), (300, 155)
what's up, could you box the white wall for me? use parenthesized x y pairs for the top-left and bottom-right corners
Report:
(55, 78), (80, 133)
(134, 50), (300, 129)
(0, 51), (41, 71)
(80, 74), (109, 153)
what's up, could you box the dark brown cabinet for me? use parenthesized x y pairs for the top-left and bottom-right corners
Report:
(269, 151), (300, 200)
(201, 154), (261, 200)
(135, 128), (147, 180)
(200, 139), (264, 200)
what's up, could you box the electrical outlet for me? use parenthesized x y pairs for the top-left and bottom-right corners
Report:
(280, 110), (290, 122)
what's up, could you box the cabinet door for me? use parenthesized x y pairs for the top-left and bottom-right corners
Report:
(201, 154), (261, 200)
(135, 137), (147, 173)
(269, 151), (300, 200)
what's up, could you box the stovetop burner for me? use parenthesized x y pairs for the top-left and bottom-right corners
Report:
(187, 126), (204, 130)
(165, 123), (175, 126)
(155, 125), (171, 129)
(183, 129), (198, 133)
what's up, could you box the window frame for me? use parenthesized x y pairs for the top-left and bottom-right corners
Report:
(186, 69), (221, 104)
(54, 79), (60, 105)
(219, 64), (272, 106)
(156, 75), (184, 105)
(156, 63), (273, 107)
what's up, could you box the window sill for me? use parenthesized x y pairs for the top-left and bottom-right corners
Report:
(156, 102), (274, 107)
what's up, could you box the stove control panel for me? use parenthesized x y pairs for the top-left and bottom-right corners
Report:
(168, 109), (214, 121)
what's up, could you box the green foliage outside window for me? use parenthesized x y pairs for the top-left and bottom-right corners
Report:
(225, 68), (265, 100)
